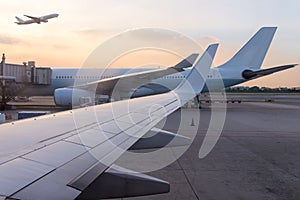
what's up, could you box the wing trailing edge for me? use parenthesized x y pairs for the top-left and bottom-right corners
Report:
(129, 128), (191, 150)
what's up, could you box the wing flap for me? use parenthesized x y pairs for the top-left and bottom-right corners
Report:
(64, 128), (115, 148)
(129, 128), (191, 150)
(0, 158), (54, 196)
(23, 141), (89, 168)
(75, 167), (170, 199)
(12, 152), (99, 200)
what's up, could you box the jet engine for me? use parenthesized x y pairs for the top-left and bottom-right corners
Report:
(54, 88), (94, 107)
(131, 84), (170, 98)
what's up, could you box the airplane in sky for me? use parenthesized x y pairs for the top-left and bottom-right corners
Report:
(1, 27), (296, 107)
(0, 44), (218, 199)
(15, 13), (59, 25)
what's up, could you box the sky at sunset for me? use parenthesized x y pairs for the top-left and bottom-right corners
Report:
(0, 0), (299, 87)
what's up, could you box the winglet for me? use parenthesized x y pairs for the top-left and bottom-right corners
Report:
(172, 53), (199, 71)
(174, 44), (218, 105)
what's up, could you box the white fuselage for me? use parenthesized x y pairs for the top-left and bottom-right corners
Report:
(17, 66), (246, 97)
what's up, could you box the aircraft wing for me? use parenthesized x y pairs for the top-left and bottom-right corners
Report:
(242, 64), (297, 80)
(74, 53), (199, 96)
(23, 15), (39, 20)
(0, 44), (217, 199)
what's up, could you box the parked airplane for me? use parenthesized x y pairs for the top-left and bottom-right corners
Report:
(0, 44), (218, 199)
(15, 13), (59, 25)
(6, 27), (296, 106)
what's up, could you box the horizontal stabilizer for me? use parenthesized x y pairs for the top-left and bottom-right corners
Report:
(172, 53), (199, 71)
(74, 168), (170, 199)
(242, 64), (297, 79)
(129, 128), (191, 150)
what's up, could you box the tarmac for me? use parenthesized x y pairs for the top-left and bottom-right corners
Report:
(1, 94), (300, 199)
(121, 94), (300, 200)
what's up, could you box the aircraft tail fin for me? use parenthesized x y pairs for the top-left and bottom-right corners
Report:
(219, 27), (277, 69)
(15, 16), (24, 22)
(172, 53), (199, 71)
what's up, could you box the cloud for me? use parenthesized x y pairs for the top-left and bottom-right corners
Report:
(0, 35), (23, 45)
(52, 44), (70, 50)
(73, 29), (115, 38)
(195, 36), (221, 47)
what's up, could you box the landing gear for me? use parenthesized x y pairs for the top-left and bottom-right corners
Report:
(195, 95), (202, 109)
(0, 82), (7, 111)
(0, 101), (6, 111)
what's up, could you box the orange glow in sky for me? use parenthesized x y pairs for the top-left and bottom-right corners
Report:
(0, 0), (299, 87)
